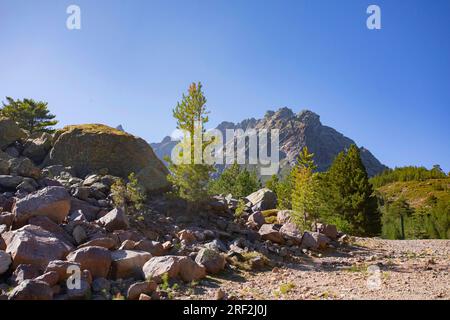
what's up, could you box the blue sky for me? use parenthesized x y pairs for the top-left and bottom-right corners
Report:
(0, 0), (449, 172)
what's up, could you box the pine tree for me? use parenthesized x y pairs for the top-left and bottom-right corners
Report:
(1, 97), (58, 133)
(209, 163), (261, 198)
(291, 147), (319, 228)
(265, 174), (279, 193)
(166, 83), (215, 206)
(324, 145), (381, 236)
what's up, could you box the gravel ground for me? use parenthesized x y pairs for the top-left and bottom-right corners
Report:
(185, 238), (450, 300)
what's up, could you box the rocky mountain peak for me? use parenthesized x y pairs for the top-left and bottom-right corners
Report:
(297, 109), (321, 125)
(265, 107), (295, 121)
(151, 108), (387, 177)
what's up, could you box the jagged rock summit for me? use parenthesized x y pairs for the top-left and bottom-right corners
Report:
(151, 107), (387, 177)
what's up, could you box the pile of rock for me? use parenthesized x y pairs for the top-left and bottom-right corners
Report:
(0, 120), (185, 300)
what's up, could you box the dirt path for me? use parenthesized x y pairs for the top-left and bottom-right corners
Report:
(187, 238), (450, 300)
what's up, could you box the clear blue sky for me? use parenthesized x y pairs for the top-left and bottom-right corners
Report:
(0, 0), (449, 172)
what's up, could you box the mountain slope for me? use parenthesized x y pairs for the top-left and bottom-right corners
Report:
(151, 107), (387, 177)
(376, 178), (450, 209)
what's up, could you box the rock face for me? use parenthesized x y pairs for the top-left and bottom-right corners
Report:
(44, 124), (170, 193)
(13, 186), (71, 226)
(0, 118), (26, 149)
(4, 225), (73, 269)
(151, 108), (387, 177)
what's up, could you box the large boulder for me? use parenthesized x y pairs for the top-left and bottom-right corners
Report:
(195, 248), (226, 274)
(8, 279), (53, 300)
(109, 250), (152, 280)
(178, 257), (206, 282)
(22, 132), (53, 164)
(279, 222), (302, 243)
(8, 157), (41, 179)
(301, 231), (330, 250)
(97, 207), (129, 232)
(316, 223), (338, 240)
(13, 186), (71, 227)
(142, 256), (181, 282)
(9, 264), (40, 285)
(70, 198), (101, 222)
(134, 240), (165, 256)
(0, 118), (26, 150)
(127, 281), (157, 300)
(245, 188), (277, 211)
(4, 225), (73, 269)
(258, 224), (285, 244)
(66, 246), (112, 278)
(142, 255), (205, 283)
(28, 216), (74, 245)
(43, 124), (170, 194)
(45, 260), (82, 281)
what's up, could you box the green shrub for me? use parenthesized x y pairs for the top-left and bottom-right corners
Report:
(111, 172), (146, 213)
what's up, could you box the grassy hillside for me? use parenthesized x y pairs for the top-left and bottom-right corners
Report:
(376, 178), (450, 209)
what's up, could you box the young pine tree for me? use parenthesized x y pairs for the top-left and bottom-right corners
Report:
(166, 82), (215, 206)
(291, 147), (320, 229)
(1, 97), (58, 133)
(381, 198), (413, 239)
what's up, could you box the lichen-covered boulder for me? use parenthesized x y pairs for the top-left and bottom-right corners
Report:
(195, 248), (226, 274)
(43, 124), (170, 194)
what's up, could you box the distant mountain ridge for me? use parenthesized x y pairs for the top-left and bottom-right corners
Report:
(151, 107), (388, 177)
